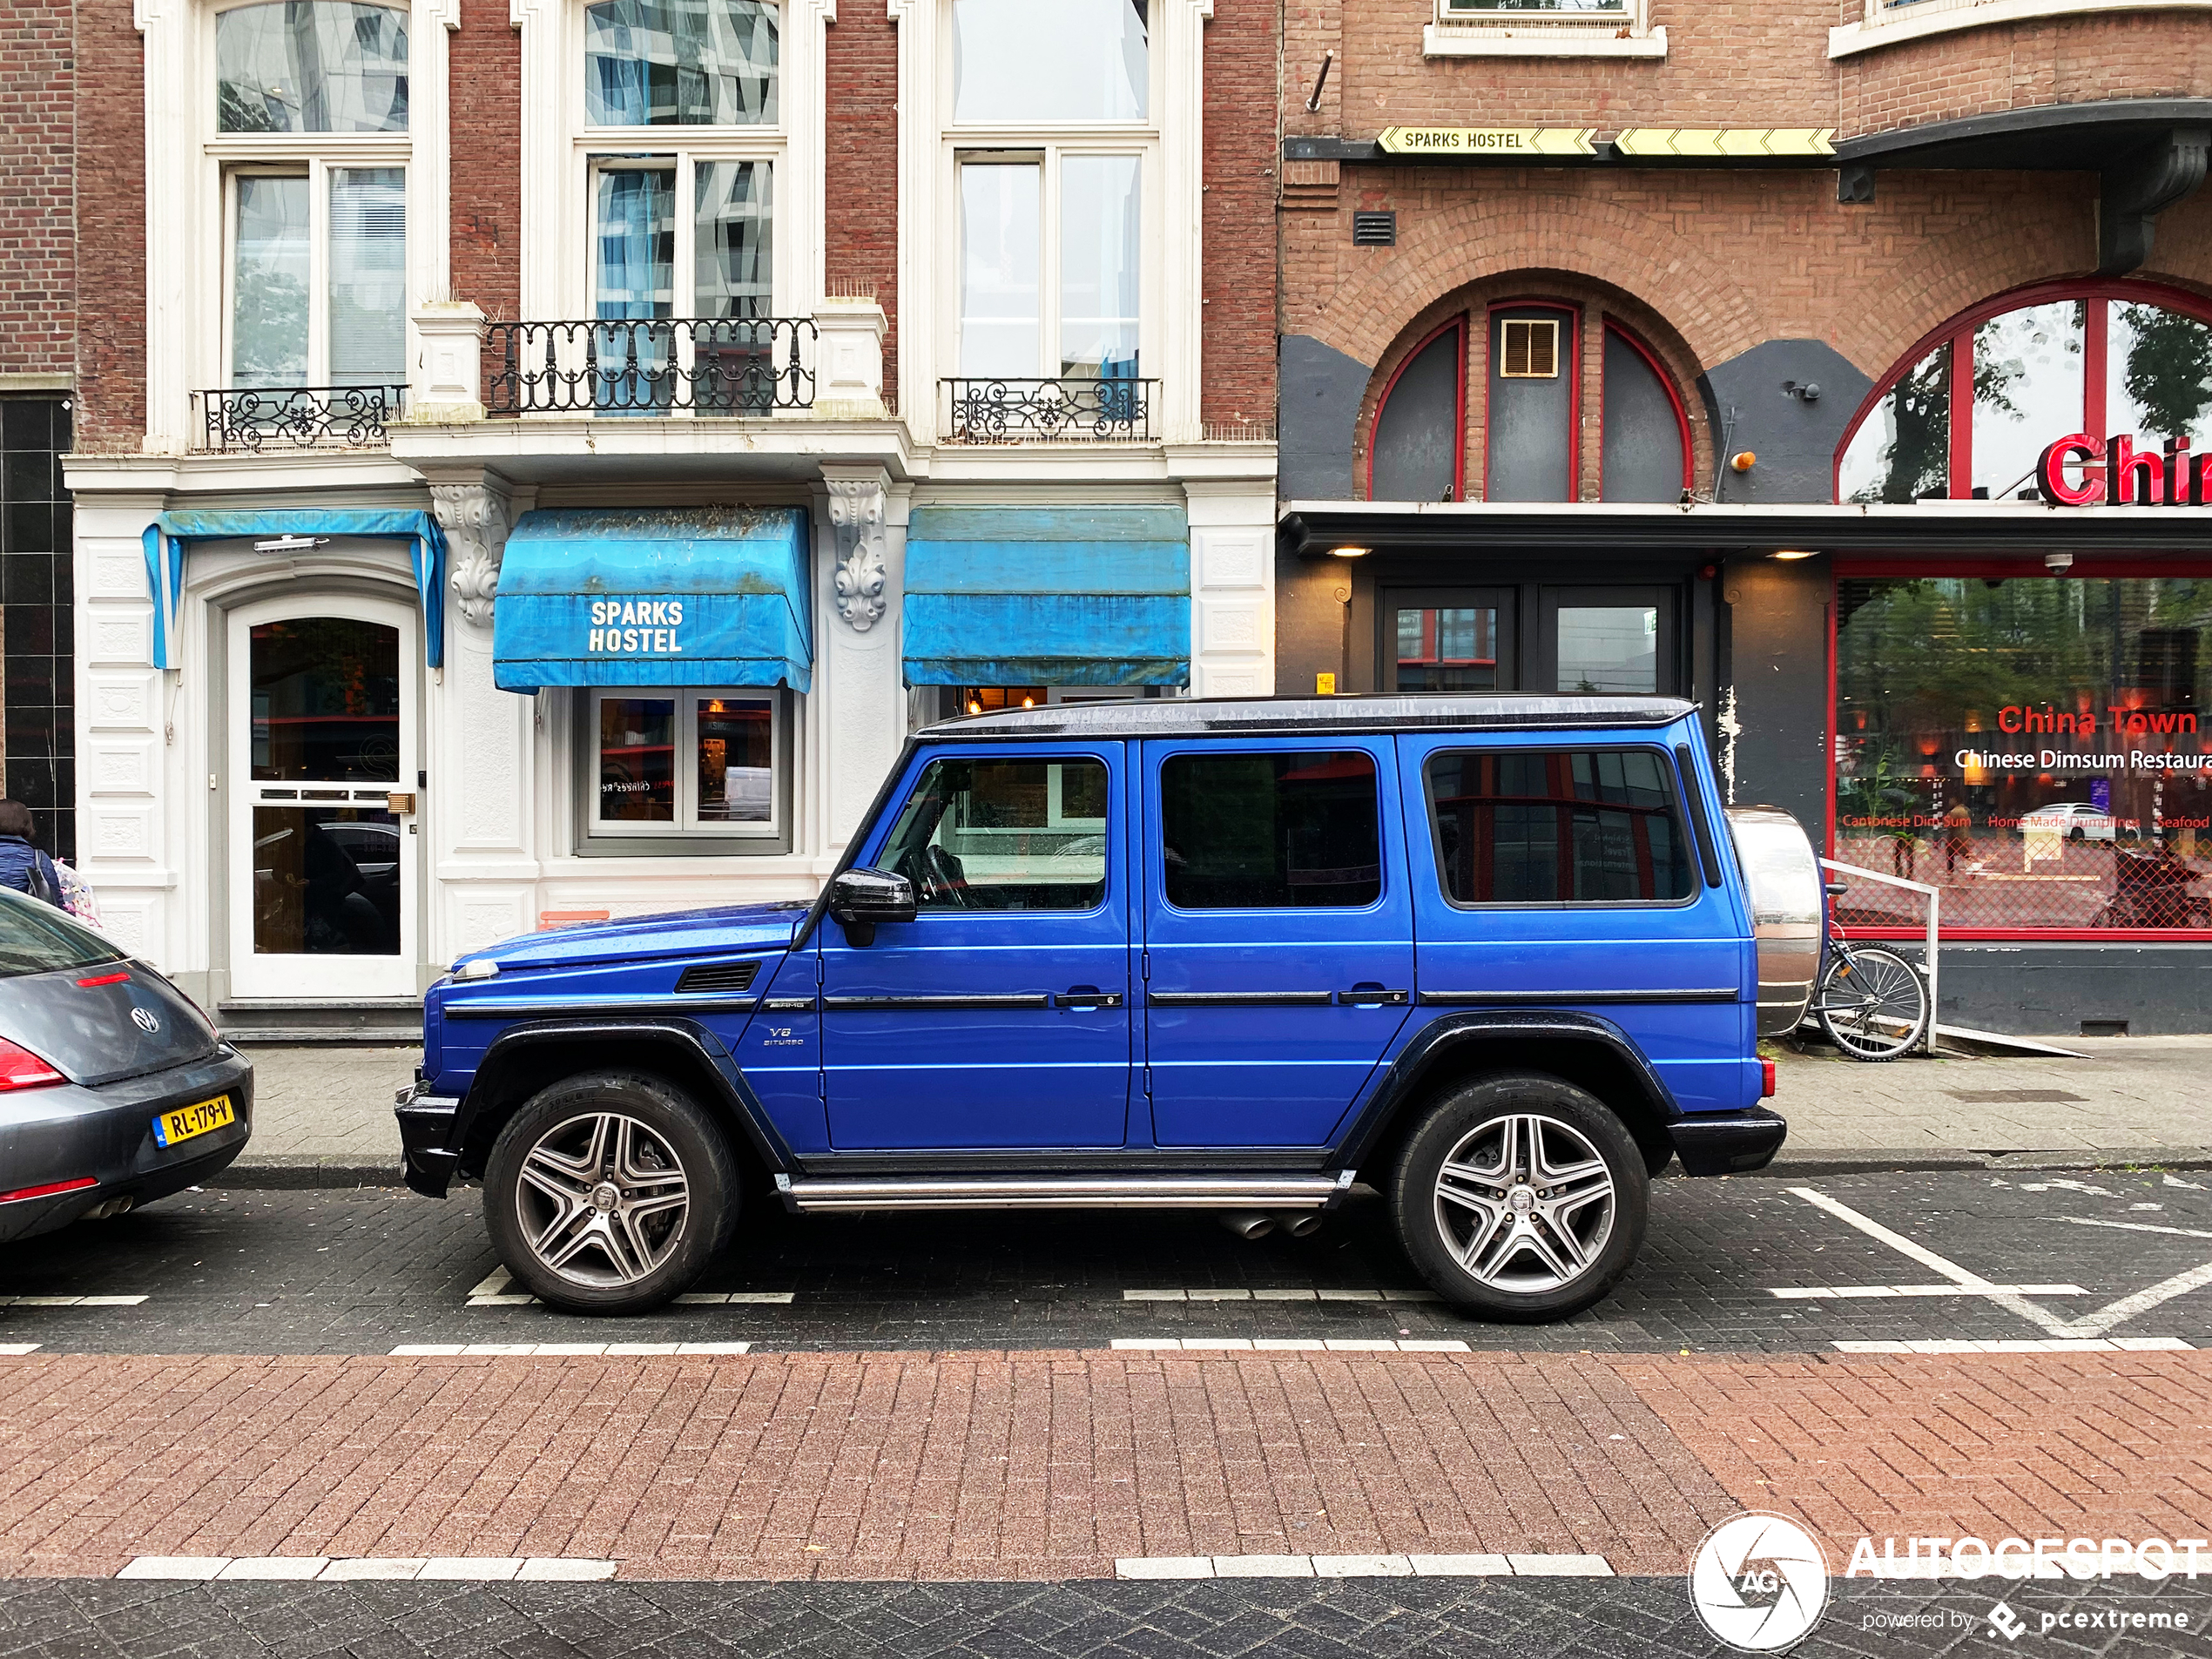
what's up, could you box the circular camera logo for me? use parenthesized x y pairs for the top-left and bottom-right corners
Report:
(1688, 1512), (1831, 1652)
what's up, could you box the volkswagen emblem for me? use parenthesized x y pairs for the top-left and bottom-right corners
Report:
(130, 1008), (160, 1034)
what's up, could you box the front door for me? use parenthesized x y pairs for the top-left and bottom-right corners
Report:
(819, 741), (1133, 1149)
(227, 597), (418, 1000)
(1141, 737), (1418, 1147)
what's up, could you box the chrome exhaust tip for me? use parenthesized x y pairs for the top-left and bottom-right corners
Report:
(1218, 1211), (1275, 1241)
(1272, 1212), (1323, 1238)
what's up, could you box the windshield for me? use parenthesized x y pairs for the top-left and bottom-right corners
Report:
(0, 888), (127, 978)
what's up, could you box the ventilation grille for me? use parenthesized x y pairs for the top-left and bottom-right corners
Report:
(1352, 211), (1397, 246)
(1500, 319), (1560, 378)
(677, 960), (761, 995)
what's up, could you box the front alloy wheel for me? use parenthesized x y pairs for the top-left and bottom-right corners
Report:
(485, 1071), (737, 1314)
(1393, 1073), (1648, 1322)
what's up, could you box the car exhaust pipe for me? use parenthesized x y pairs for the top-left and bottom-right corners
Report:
(88, 1196), (133, 1220)
(1218, 1211), (1275, 1241)
(1271, 1211), (1323, 1238)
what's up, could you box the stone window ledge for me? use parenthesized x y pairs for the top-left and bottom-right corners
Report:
(1422, 22), (1668, 56)
(1831, 0), (2212, 57)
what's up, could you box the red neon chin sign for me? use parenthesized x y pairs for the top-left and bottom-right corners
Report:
(2037, 434), (2104, 505)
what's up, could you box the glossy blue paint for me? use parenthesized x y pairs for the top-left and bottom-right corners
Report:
(1141, 737), (1417, 1148)
(733, 953), (828, 1153)
(817, 740), (1134, 1149)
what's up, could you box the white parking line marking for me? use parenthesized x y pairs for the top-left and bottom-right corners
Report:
(1833, 1338), (2195, 1354)
(1109, 1338), (1469, 1353)
(123, 1556), (617, 1582)
(1121, 1288), (1440, 1303)
(671, 1291), (797, 1305)
(391, 1342), (752, 1356)
(1115, 1553), (1605, 1580)
(1769, 1284), (2087, 1300)
(0, 1344), (41, 1356)
(464, 1269), (794, 1309)
(2059, 1216), (2212, 1242)
(0, 1296), (149, 1308)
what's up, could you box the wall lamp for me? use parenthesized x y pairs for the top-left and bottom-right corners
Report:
(1770, 549), (1818, 561)
(2045, 551), (2074, 574)
(253, 535), (330, 554)
(1328, 545), (1372, 558)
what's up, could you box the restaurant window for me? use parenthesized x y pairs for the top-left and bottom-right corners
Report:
(581, 688), (786, 848)
(1837, 282), (2212, 502)
(1366, 311), (1691, 502)
(1833, 573), (2212, 933)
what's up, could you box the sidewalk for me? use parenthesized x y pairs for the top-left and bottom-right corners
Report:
(219, 1035), (2212, 1188)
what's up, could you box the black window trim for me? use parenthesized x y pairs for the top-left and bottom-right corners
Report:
(1420, 741), (1700, 912)
(1153, 742), (1392, 917)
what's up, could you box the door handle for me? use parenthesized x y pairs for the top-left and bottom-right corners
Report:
(1055, 987), (1125, 1009)
(1337, 987), (1411, 1006)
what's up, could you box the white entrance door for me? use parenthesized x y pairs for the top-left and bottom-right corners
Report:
(227, 596), (419, 1001)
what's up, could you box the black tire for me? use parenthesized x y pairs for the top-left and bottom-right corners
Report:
(484, 1070), (738, 1315)
(1814, 946), (1927, 1062)
(1390, 1073), (1649, 1323)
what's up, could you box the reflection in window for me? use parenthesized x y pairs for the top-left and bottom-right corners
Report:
(696, 696), (773, 822)
(1395, 605), (1497, 691)
(1838, 342), (1950, 503)
(959, 162), (1040, 376)
(1060, 155), (1141, 379)
(585, 0), (779, 125)
(598, 697), (678, 821)
(217, 1), (408, 132)
(253, 806), (402, 956)
(1835, 577), (2212, 931)
(694, 159), (771, 319)
(952, 0), (1148, 124)
(1160, 752), (1382, 910)
(879, 757), (1109, 910)
(1426, 749), (1690, 905)
(1557, 605), (1657, 693)
(248, 617), (401, 782)
(2110, 303), (2212, 448)
(231, 175), (311, 386)
(1973, 302), (2082, 501)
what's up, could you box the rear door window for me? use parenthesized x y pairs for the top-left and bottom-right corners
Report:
(1426, 747), (1692, 905)
(1160, 751), (1382, 909)
(0, 890), (125, 977)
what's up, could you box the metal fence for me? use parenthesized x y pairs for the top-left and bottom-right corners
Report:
(483, 317), (817, 416)
(192, 385), (405, 452)
(942, 377), (1157, 442)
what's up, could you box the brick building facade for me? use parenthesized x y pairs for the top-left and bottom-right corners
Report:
(56, 0), (1278, 1028)
(1277, 0), (2212, 1033)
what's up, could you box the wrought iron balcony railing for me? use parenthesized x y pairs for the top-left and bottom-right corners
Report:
(943, 377), (1157, 442)
(483, 317), (816, 416)
(192, 384), (405, 452)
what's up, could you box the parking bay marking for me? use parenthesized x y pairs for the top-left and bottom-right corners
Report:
(466, 1270), (792, 1309)
(0, 1296), (149, 1308)
(393, 1342), (754, 1356)
(1791, 1185), (2212, 1341)
(1123, 1288), (1442, 1303)
(1770, 1284), (2087, 1299)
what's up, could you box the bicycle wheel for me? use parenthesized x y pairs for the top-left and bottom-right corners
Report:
(1815, 947), (1928, 1062)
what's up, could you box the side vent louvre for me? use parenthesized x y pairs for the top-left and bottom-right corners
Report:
(1352, 211), (1397, 246)
(676, 960), (760, 995)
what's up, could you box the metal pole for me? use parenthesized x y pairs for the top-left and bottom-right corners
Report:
(1923, 887), (1940, 1056)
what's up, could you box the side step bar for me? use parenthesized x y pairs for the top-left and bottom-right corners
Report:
(776, 1170), (1355, 1212)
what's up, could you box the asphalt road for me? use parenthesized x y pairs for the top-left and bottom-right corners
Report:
(4, 1167), (2209, 1357)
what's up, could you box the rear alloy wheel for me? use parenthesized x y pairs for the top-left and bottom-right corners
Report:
(1392, 1074), (1648, 1322)
(485, 1071), (737, 1314)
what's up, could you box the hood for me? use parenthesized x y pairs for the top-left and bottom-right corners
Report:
(455, 900), (808, 975)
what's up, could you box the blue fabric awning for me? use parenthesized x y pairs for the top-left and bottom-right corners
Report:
(902, 505), (1190, 686)
(492, 507), (812, 694)
(141, 509), (448, 671)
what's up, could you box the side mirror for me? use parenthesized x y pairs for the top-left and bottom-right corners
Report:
(828, 867), (916, 945)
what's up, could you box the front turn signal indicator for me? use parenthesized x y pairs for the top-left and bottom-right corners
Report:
(0, 1038), (65, 1090)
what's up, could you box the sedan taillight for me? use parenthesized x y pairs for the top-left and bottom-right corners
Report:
(0, 1038), (65, 1089)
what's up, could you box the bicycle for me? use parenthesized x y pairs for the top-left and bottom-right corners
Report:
(1809, 879), (1930, 1062)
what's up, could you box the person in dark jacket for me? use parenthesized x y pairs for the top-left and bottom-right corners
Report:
(0, 800), (64, 908)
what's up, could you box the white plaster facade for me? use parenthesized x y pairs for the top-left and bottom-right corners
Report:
(66, 0), (1275, 1011)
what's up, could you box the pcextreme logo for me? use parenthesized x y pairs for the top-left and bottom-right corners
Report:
(1689, 1512), (1831, 1652)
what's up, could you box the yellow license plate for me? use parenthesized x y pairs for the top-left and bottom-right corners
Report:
(152, 1095), (234, 1149)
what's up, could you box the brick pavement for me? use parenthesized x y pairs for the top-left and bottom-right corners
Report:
(3, 1347), (2208, 1588)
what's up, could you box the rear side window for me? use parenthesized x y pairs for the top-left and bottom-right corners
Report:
(0, 889), (125, 978)
(1161, 751), (1382, 909)
(1426, 747), (1692, 905)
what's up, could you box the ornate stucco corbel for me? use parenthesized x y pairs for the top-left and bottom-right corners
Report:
(429, 480), (513, 629)
(825, 472), (891, 632)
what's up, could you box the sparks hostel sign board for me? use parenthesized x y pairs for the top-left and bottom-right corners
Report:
(491, 506), (813, 694)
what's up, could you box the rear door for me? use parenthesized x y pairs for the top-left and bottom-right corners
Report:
(1397, 725), (1749, 1114)
(1140, 737), (1416, 1147)
(819, 740), (1132, 1149)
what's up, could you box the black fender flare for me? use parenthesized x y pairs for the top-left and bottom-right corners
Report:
(1332, 1008), (1684, 1170)
(458, 1017), (795, 1175)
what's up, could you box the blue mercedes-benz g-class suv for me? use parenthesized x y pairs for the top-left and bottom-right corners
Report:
(396, 695), (1820, 1322)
